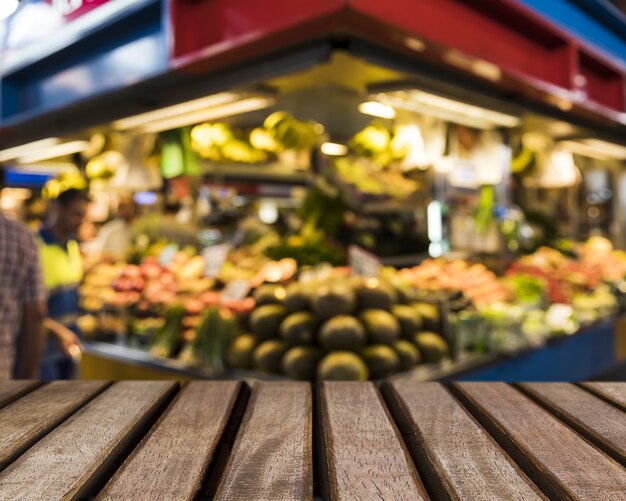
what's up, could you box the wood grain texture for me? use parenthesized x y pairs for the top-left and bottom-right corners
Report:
(385, 381), (545, 501)
(0, 380), (40, 409)
(580, 382), (626, 412)
(0, 380), (108, 471)
(215, 382), (312, 501)
(0, 381), (176, 501)
(98, 381), (240, 501)
(320, 382), (427, 501)
(520, 383), (626, 467)
(454, 382), (626, 501)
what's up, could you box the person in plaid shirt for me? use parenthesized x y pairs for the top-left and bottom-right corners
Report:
(0, 213), (47, 379)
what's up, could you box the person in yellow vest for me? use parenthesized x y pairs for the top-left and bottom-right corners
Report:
(37, 189), (88, 380)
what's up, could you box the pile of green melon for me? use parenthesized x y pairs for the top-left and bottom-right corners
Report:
(226, 277), (450, 380)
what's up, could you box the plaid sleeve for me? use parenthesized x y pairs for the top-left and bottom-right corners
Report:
(20, 231), (46, 304)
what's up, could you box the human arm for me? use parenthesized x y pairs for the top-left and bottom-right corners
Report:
(44, 318), (84, 360)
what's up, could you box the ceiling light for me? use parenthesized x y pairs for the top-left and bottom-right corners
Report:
(112, 92), (240, 130)
(320, 142), (348, 156)
(559, 139), (626, 160)
(140, 97), (275, 134)
(358, 101), (396, 119)
(0, 138), (61, 162)
(372, 89), (520, 129)
(112, 93), (275, 133)
(17, 141), (90, 163)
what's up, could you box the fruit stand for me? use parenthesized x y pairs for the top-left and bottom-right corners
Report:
(2, 1), (626, 382)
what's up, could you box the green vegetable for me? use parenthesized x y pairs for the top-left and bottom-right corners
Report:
(179, 307), (239, 372)
(150, 305), (186, 358)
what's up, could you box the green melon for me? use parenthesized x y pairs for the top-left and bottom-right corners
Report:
(317, 351), (369, 381)
(281, 346), (323, 381)
(393, 339), (421, 371)
(362, 344), (400, 379)
(312, 284), (356, 319)
(318, 315), (366, 352)
(393, 304), (423, 339)
(252, 339), (288, 373)
(279, 312), (316, 346)
(412, 302), (441, 332)
(225, 334), (257, 370)
(249, 304), (288, 341)
(413, 331), (449, 363)
(359, 309), (400, 345)
(356, 279), (397, 311)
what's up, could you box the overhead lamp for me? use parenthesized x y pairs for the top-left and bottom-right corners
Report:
(371, 89), (521, 129)
(559, 139), (626, 161)
(0, 138), (61, 162)
(112, 92), (275, 133)
(17, 141), (90, 163)
(358, 101), (396, 119)
(320, 142), (348, 156)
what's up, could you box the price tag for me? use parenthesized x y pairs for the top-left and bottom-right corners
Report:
(349, 245), (381, 277)
(158, 244), (178, 267)
(203, 244), (229, 277)
(222, 279), (252, 301)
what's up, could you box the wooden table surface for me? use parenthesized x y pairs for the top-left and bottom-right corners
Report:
(0, 381), (625, 500)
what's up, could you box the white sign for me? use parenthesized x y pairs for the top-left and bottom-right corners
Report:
(158, 244), (178, 267)
(349, 245), (381, 277)
(203, 244), (229, 278)
(222, 279), (252, 301)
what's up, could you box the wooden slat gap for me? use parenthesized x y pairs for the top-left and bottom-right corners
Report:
(448, 383), (572, 500)
(576, 382), (626, 413)
(384, 382), (545, 501)
(0, 381), (43, 409)
(196, 382), (251, 500)
(0, 381), (112, 473)
(318, 382), (427, 500)
(74, 382), (180, 500)
(516, 383), (626, 468)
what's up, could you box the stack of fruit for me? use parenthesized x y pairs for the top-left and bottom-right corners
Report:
(226, 275), (450, 381)
(399, 259), (509, 306)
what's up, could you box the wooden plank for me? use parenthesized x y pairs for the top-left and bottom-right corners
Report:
(453, 382), (626, 500)
(0, 381), (176, 501)
(319, 382), (427, 501)
(580, 382), (626, 412)
(0, 380), (108, 471)
(98, 381), (240, 501)
(384, 381), (545, 501)
(519, 383), (626, 467)
(0, 380), (40, 409)
(215, 382), (312, 501)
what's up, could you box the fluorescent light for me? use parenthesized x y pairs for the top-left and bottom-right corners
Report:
(0, 138), (61, 162)
(560, 139), (626, 160)
(139, 97), (275, 134)
(372, 89), (520, 129)
(358, 101), (396, 119)
(0, 0), (18, 21)
(112, 92), (275, 133)
(112, 92), (241, 130)
(17, 141), (89, 163)
(321, 142), (348, 156)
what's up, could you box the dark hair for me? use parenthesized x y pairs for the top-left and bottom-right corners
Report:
(56, 188), (90, 207)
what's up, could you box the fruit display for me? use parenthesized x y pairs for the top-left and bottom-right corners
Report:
(226, 274), (450, 381)
(190, 111), (321, 164)
(399, 259), (510, 306)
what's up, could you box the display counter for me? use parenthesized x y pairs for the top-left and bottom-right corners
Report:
(81, 317), (624, 382)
